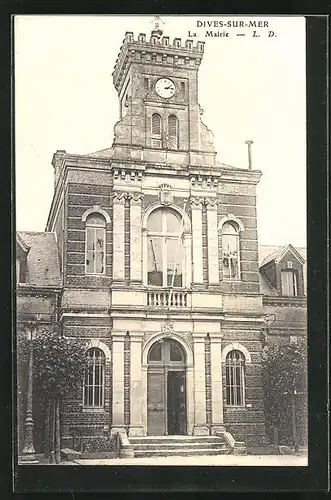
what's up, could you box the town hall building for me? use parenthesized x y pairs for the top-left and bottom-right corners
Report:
(16, 24), (306, 456)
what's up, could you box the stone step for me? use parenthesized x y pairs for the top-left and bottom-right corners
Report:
(131, 442), (228, 451)
(134, 448), (229, 458)
(129, 436), (226, 444)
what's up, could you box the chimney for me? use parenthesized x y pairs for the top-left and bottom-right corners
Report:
(51, 150), (66, 188)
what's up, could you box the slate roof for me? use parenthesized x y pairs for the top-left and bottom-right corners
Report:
(17, 232), (61, 287)
(259, 243), (306, 268)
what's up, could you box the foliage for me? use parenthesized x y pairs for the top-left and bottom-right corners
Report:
(83, 436), (114, 453)
(262, 338), (307, 445)
(17, 329), (90, 462)
(35, 331), (88, 398)
(17, 329), (89, 399)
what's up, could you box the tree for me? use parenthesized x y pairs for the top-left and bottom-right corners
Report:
(18, 330), (89, 463)
(262, 337), (307, 452)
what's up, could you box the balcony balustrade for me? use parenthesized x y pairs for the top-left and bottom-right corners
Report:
(147, 289), (189, 308)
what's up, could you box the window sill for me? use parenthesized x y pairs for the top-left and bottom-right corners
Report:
(224, 405), (247, 409)
(82, 407), (105, 413)
(85, 273), (107, 277)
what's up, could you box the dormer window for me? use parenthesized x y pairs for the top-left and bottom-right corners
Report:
(281, 269), (298, 296)
(259, 243), (305, 297)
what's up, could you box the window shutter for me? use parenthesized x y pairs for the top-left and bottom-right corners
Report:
(152, 113), (161, 136)
(168, 115), (177, 136)
(168, 115), (178, 149)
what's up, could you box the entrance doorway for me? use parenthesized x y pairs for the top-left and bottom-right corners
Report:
(147, 338), (187, 436)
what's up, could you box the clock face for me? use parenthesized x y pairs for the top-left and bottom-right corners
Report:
(155, 78), (176, 99)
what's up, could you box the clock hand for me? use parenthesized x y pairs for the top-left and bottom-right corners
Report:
(165, 86), (175, 90)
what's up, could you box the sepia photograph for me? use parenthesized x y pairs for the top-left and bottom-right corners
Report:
(15, 14), (307, 468)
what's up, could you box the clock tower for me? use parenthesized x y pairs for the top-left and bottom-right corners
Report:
(112, 26), (216, 167)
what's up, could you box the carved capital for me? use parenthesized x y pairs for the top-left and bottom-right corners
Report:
(128, 192), (144, 205)
(112, 191), (128, 203)
(189, 196), (204, 209)
(205, 196), (218, 209)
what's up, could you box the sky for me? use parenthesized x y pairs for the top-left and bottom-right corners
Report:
(15, 15), (306, 247)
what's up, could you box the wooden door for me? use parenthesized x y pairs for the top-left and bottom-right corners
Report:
(147, 369), (166, 436)
(167, 371), (186, 435)
(177, 371), (187, 435)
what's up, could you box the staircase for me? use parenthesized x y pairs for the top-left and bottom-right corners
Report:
(129, 435), (230, 458)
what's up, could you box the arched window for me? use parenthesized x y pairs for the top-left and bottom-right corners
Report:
(85, 213), (106, 275)
(147, 208), (183, 287)
(225, 350), (245, 406)
(167, 115), (178, 149)
(83, 348), (105, 407)
(222, 222), (240, 279)
(151, 113), (162, 149)
(148, 338), (186, 363)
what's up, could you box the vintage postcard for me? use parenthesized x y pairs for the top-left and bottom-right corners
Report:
(15, 15), (308, 470)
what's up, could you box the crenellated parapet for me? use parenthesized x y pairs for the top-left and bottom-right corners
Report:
(112, 31), (205, 94)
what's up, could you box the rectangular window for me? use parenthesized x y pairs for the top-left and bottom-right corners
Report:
(281, 270), (298, 296)
(166, 238), (182, 287)
(148, 237), (163, 286)
(144, 77), (149, 91)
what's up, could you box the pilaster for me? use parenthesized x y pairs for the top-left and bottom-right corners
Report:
(210, 334), (224, 434)
(192, 333), (209, 435)
(129, 193), (144, 283)
(128, 332), (144, 436)
(111, 332), (126, 434)
(190, 197), (204, 285)
(112, 192), (126, 282)
(206, 197), (219, 284)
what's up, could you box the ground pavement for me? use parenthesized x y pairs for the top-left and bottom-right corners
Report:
(72, 454), (307, 466)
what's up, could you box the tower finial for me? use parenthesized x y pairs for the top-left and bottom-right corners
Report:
(151, 15), (164, 36)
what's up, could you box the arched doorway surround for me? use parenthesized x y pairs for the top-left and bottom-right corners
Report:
(142, 333), (194, 436)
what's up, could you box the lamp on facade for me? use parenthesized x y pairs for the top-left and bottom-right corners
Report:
(261, 314), (276, 355)
(21, 317), (39, 463)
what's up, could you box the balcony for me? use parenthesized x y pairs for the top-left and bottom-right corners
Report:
(147, 289), (190, 308)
